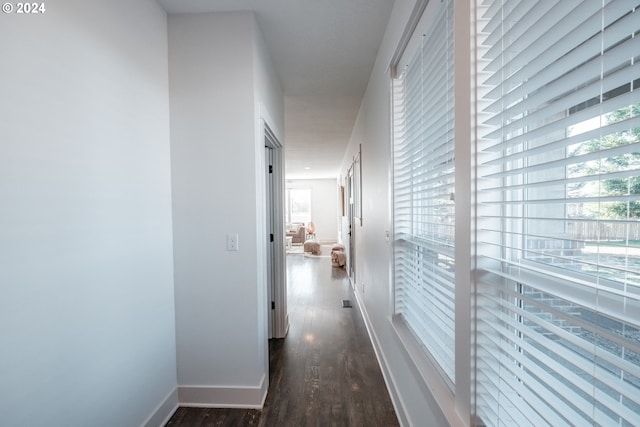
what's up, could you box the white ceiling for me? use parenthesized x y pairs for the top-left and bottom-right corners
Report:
(157, 0), (395, 179)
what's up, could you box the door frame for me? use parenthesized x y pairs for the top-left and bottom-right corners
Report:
(344, 146), (362, 288)
(263, 122), (288, 339)
(345, 164), (356, 287)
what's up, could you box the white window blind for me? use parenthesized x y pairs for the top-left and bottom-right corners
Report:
(393, 0), (455, 384)
(476, 1), (640, 426)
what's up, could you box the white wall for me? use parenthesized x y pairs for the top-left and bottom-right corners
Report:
(168, 11), (283, 407)
(339, 0), (450, 425)
(286, 179), (340, 243)
(253, 20), (287, 341)
(0, 1), (178, 426)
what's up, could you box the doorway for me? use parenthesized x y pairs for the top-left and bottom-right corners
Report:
(346, 165), (356, 286)
(344, 147), (361, 289)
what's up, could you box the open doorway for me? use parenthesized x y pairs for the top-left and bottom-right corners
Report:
(343, 147), (361, 288)
(345, 165), (356, 286)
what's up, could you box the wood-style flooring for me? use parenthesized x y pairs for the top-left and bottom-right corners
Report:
(166, 250), (399, 427)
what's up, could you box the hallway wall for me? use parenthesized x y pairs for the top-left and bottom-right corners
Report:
(0, 1), (178, 426)
(340, 0), (451, 425)
(168, 11), (283, 407)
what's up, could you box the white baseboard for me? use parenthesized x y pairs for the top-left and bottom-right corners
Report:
(143, 387), (179, 427)
(352, 291), (410, 427)
(178, 375), (267, 409)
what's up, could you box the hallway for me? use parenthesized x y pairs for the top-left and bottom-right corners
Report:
(167, 251), (399, 426)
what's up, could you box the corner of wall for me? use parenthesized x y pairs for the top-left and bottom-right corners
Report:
(143, 388), (179, 427)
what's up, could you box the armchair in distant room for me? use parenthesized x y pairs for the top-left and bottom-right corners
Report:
(286, 222), (306, 244)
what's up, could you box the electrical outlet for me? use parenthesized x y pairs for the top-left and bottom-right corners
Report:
(227, 234), (239, 251)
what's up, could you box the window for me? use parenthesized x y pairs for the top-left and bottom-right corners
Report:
(392, 0), (456, 384)
(475, 2), (640, 426)
(285, 188), (311, 225)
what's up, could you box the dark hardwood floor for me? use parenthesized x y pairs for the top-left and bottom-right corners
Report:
(166, 249), (399, 426)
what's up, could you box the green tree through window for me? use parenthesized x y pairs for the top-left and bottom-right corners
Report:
(569, 102), (640, 220)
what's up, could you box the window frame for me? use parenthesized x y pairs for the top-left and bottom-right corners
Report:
(389, 0), (472, 424)
(285, 187), (312, 226)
